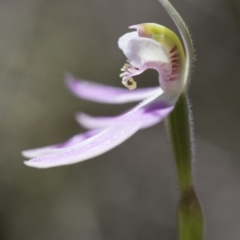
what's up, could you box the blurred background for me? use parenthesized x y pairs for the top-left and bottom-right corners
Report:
(0, 0), (240, 239)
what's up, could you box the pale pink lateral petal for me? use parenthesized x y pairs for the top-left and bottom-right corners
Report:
(23, 91), (179, 168)
(65, 74), (160, 104)
(22, 130), (99, 158)
(24, 124), (140, 168)
(75, 103), (173, 130)
(75, 91), (178, 130)
(73, 89), (167, 129)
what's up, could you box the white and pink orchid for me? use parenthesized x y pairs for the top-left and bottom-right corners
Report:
(22, 0), (193, 168)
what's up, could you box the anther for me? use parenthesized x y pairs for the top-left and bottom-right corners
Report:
(122, 78), (137, 90)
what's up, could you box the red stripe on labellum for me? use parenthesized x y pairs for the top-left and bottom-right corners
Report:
(169, 77), (175, 81)
(169, 46), (177, 54)
(171, 53), (178, 59)
(171, 59), (178, 64)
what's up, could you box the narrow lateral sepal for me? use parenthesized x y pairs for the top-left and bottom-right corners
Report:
(178, 186), (204, 240)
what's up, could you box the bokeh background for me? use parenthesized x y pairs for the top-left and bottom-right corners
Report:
(0, 0), (240, 239)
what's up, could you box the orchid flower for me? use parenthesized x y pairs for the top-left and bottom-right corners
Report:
(22, 1), (205, 239)
(22, 0), (193, 169)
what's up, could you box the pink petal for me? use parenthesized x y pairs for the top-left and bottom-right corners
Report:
(65, 74), (160, 104)
(75, 90), (176, 130)
(75, 104), (173, 130)
(24, 124), (140, 168)
(23, 91), (179, 168)
(22, 130), (99, 158)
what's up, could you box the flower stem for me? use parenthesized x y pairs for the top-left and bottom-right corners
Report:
(166, 93), (204, 240)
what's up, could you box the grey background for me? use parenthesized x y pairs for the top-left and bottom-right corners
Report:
(0, 0), (240, 239)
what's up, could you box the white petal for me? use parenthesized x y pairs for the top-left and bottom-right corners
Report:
(119, 37), (170, 69)
(118, 31), (139, 52)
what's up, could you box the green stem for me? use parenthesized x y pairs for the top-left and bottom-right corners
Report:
(167, 93), (192, 193)
(166, 93), (204, 240)
(178, 186), (204, 240)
